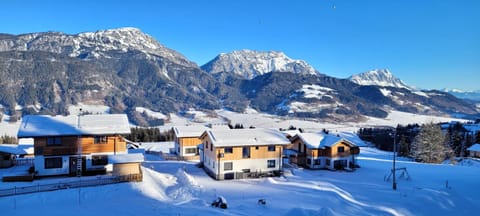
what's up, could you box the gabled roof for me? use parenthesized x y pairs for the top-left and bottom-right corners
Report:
(204, 128), (291, 147)
(17, 114), (130, 138)
(173, 125), (210, 138)
(0, 144), (34, 155)
(467, 143), (480, 152)
(293, 132), (356, 149)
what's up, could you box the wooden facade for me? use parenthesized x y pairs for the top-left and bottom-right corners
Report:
(200, 129), (289, 180)
(288, 134), (360, 170)
(34, 135), (126, 156)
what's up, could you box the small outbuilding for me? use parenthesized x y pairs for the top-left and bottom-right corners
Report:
(467, 144), (480, 158)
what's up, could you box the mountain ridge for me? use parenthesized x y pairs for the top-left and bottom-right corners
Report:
(201, 49), (319, 79)
(349, 69), (412, 89)
(0, 28), (478, 125)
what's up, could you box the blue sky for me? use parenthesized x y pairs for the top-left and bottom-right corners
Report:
(1, 0), (479, 91)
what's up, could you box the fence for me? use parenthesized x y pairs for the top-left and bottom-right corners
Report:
(13, 158), (34, 166)
(0, 173), (142, 197)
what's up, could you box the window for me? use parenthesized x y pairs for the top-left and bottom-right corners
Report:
(255, 146), (259, 150)
(315, 159), (321, 165)
(210, 143), (213, 151)
(205, 141), (209, 149)
(307, 158), (312, 165)
(45, 157), (62, 169)
(267, 160), (275, 168)
(92, 155), (108, 166)
(242, 147), (250, 158)
(185, 147), (197, 154)
(224, 147), (233, 154)
(224, 162), (233, 171)
(94, 136), (107, 144)
(268, 145), (275, 152)
(326, 159), (330, 166)
(47, 137), (62, 146)
(338, 146), (345, 153)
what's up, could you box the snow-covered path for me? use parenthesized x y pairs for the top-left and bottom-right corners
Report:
(1, 148), (479, 215)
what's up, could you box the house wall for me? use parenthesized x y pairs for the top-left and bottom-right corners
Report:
(289, 138), (356, 170)
(326, 141), (352, 158)
(175, 137), (201, 159)
(34, 155), (70, 176)
(34, 135), (126, 156)
(201, 134), (284, 180)
(470, 151), (480, 158)
(113, 163), (141, 176)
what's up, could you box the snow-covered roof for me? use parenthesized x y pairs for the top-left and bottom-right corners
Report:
(205, 128), (291, 147)
(467, 144), (480, 152)
(173, 125), (210, 138)
(293, 133), (356, 149)
(0, 144), (34, 155)
(109, 153), (144, 164)
(17, 114), (130, 138)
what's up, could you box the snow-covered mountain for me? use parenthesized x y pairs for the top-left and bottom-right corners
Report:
(349, 69), (411, 89)
(201, 49), (318, 79)
(0, 27), (195, 67)
(442, 88), (480, 101)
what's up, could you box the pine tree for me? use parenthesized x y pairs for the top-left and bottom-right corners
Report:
(410, 122), (452, 163)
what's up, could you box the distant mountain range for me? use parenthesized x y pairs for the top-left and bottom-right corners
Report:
(441, 88), (480, 102)
(0, 28), (478, 125)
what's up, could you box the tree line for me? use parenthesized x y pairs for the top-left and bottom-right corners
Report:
(358, 122), (480, 163)
(126, 127), (174, 142)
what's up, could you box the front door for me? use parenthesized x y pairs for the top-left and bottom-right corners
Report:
(69, 157), (77, 175)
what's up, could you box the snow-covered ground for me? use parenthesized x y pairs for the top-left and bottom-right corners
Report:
(1, 148), (479, 215)
(0, 109), (470, 137)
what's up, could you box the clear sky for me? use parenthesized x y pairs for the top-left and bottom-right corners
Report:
(1, 0), (479, 91)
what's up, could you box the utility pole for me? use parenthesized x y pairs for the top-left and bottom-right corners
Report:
(392, 128), (397, 190)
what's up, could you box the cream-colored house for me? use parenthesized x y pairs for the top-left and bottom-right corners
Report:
(288, 132), (359, 170)
(200, 128), (291, 180)
(173, 125), (210, 160)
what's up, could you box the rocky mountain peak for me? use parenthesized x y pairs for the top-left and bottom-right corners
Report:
(0, 27), (196, 67)
(349, 69), (411, 89)
(201, 49), (318, 79)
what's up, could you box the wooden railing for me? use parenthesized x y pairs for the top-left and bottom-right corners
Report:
(0, 173), (143, 197)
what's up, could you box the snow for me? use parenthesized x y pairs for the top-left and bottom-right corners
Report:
(173, 125), (210, 138)
(108, 153), (144, 164)
(68, 103), (110, 115)
(413, 91), (429, 98)
(298, 84), (335, 99)
(294, 133), (350, 148)
(206, 128), (291, 147)
(379, 88), (392, 97)
(138, 141), (174, 153)
(349, 69), (411, 89)
(17, 114), (130, 137)
(1, 148), (479, 215)
(135, 107), (167, 119)
(204, 50), (318, 79)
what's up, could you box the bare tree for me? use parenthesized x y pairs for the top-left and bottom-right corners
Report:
(410, 122), (452, 163)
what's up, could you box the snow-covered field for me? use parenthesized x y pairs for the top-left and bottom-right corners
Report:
(0, 108), (469, 137)
(1, 148), (479, 215)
